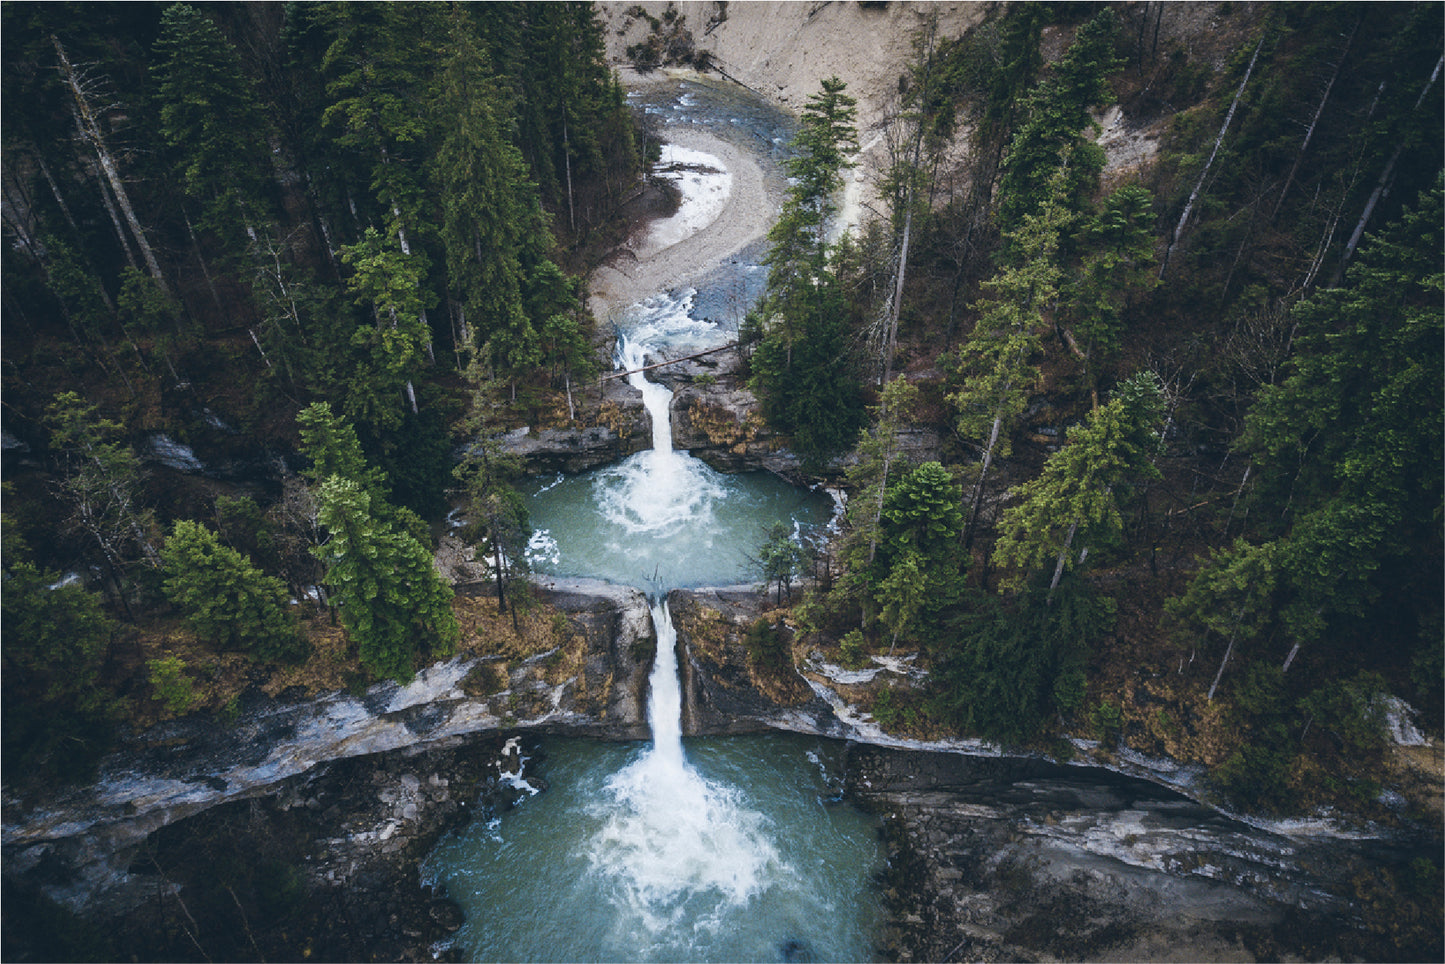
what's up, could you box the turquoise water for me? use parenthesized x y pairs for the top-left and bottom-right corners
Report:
(424, 733), (885, 963)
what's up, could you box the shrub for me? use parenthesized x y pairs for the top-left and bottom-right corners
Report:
(148, 655), (197, 715)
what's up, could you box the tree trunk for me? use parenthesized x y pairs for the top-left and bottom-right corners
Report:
(563, 110), (576, 235)
(1334, 53), (1443, 283)
(54, 37), (172, 299)
(1047, 519), (1080, 604)
(882, 198), (912, 386)
(1159, 34), (1265, 279)
(1272, 15), (1359, 220)
(94, 161), (140, 272)
(964, 412), (1003, 550)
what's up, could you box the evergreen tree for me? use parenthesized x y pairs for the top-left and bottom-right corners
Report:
(751, 76), (863, 460)
(1, 525), (121, 783)
(929, 575), (1109, 744)
(44, 391), (161, 616)
(872, 461), (967, 647)
(297, 400), (388, 502)
(1059, 183), (1159, 406)
(991, 371), (1165, 595)
(338, 227), (432, 430)
(997, 7), (1123, 229)
(152, 2), (275, 244)
(432, 9), (533, 374)
(314, 476), (458, 683)
(160, 519), (306, 661)
(948, 170), (1070, 546)
(1172, 182), (1444, 690)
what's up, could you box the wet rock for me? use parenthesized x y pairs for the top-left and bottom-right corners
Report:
(669, 586), (842, 737)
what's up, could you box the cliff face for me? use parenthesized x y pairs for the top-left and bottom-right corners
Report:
(1, 580), (654, 917)
(597, 2), (989, 136)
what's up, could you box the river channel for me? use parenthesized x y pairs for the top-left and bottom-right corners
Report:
(425, 78), (888, 963)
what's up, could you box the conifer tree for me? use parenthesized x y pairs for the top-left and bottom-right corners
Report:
(991, 371), (1165, 596)
(160, 520), (306, 661)
(152, 2), (274, 244)
(751, 77), (863, 458)
(873, 461), (967, 646)
(1171, 182), (1444, 688)
(314, 476), (458, 683)
(949, 171), (1070, 547)
(338, 227), (432, 428)
(997, 7), (1123, 229)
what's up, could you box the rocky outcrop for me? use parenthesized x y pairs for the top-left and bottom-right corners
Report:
(846, 744), (1432, 963)
(670, 586), (846, 737)
(7, 736), (545, 963)
(497, 378), (652, 474)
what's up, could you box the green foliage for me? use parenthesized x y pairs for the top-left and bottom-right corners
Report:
(758, 522), (810, 605)
(748, 272), (864, 460)
(751, 77), (864, 460)
(992, 371), (1165, 589)
(744, 618), (791, 678)
(871, 461), (967, 645)
(160, 519), (307, 661)
(337, 227), (433, 433)
(44, 390), (160, 586)
(997, 7), (1124, 229)
(1174, 183), (1444, 670)
(838, 629), (868, 669)
(148, 655), (198, 715)
(929, 576), (1111, 745)
(1, 542), (121, 783)
(297, 401), (389, 504)
(1089, 699), (1123, 741)
(153, 2), (274, 241)
(947, 169), (1069, 457)
(1060, 183), (1159, 389)
(1210, 662), (1393, 813)
(314, 475), (459, 683)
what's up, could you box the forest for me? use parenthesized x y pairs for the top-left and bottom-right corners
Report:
(1, 0), (1441, 862)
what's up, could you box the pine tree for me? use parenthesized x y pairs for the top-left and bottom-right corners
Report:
(997, 7), (1123, 229)
(1059, 183), (1159, 407)
(432, 8), (532, 375)
(991, 371), (1166, 596)
(751, 77), (863, 459)
(160, 520), (306, 661)
(2, 523), (120, 783)
(948, 170), (1071, 546)
(152, 2), (275, 244)
(314, 476), (458, 683)
(338, 227), (432, 429)
(1172, 182), (1444, 688)
(873, 460), (967, 646)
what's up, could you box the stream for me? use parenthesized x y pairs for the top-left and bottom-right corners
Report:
(426, 79), (885, 963)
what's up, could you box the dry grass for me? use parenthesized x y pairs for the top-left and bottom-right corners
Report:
(121, 592), (578, 729)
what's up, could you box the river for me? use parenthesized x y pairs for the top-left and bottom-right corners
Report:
(425, 78), (887, 963)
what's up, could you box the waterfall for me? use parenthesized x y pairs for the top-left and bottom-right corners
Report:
(583, 323), (787, 943)
(645, 600), (685, 770)
(618, 331), (676, 455)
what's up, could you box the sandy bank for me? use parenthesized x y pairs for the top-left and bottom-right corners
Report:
(589, 122), (775, 326)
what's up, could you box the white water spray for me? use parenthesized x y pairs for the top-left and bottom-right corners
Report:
(584, 299), (789, 945)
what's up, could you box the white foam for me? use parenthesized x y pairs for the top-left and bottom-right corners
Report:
(639, 146), (733, 258)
